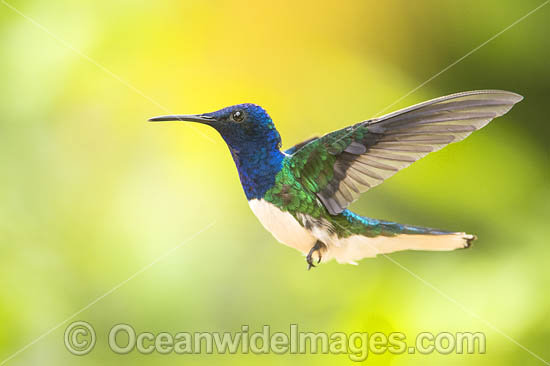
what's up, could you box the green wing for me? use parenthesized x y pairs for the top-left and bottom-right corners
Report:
(288, 90), (523, 215)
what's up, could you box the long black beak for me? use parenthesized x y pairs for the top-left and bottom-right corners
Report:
(148, 114), (216, 123)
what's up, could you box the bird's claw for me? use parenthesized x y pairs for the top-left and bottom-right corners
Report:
(306, 254), (316, 270)
(306, 241), (324, 270)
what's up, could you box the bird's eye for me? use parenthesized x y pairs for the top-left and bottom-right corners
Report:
(231, 110), (245, 122)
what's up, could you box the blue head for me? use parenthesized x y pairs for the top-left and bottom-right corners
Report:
(149, 104), (285, 199)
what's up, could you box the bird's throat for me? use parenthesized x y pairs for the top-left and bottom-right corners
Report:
(228, 145), (284, 200)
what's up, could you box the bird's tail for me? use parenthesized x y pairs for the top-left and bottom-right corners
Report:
(324, 211), (476, 265)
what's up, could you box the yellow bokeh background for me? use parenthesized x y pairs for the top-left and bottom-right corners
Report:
(1, 0), (549, 365)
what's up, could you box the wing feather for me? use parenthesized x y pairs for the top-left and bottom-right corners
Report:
(289, 90), (523, 214)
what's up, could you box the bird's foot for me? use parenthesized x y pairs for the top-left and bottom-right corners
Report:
(306, 241), (324, 270)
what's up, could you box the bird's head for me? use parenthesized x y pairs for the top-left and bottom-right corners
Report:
(149, 103), (282, 153)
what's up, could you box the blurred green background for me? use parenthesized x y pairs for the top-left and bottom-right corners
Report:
(1, 0), (549, 365)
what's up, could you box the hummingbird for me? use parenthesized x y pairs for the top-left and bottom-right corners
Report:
(149, 90), (522, 269)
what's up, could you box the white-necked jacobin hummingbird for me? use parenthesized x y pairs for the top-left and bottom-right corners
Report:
(149, 90), (522, 269)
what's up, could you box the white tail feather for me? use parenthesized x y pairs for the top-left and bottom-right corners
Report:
(324, 233), (475, 265)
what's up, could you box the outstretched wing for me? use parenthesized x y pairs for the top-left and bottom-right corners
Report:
(288, 90), (523, 215)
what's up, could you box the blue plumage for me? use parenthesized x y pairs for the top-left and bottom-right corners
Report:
(202, 104), (284, 199)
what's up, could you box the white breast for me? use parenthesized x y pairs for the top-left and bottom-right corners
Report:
(248, 199), (317, 254)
